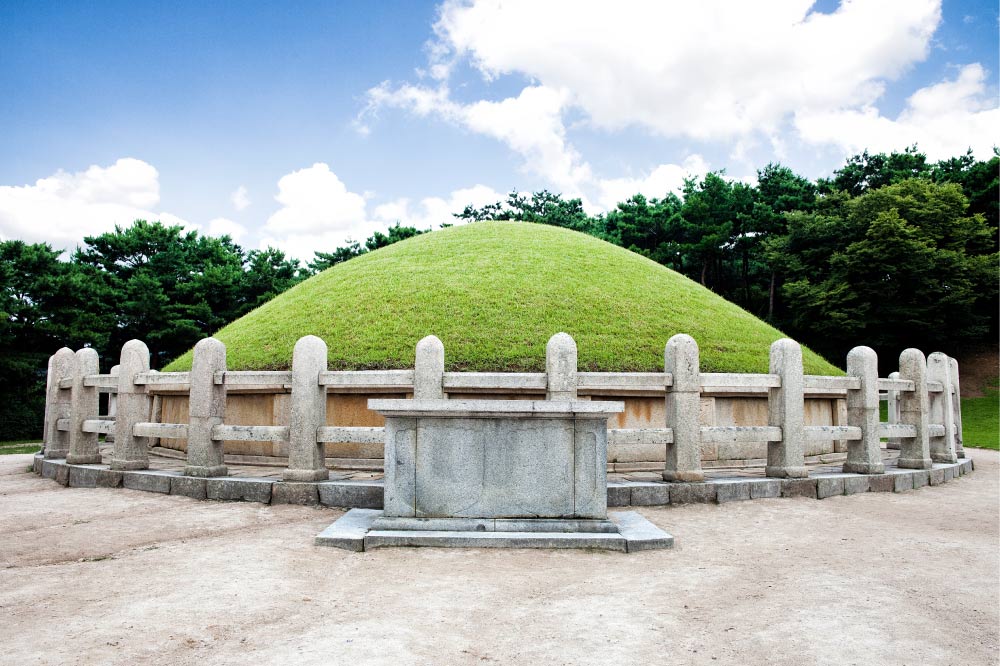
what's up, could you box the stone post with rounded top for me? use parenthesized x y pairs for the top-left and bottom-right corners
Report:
(44, 347), (76, 459)
(949, 357), (965, 458)
(663, 333), (704, 482)
(546, 333), (577, 401)
(111, 340), (152, 470)
(897, 348), (932, 469)
(886, 371), (902, 450)
(67, 347), (102, 464)
(766, 338), (808, 478)
(927, 351), (958, 464)
(185, 338), (228, 477)
(843, 345), (884, 474)
(414, 335), (445, 400)
(284, 335), (329, 482)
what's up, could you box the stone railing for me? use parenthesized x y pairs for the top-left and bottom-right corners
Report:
(40, 333), (965, 483)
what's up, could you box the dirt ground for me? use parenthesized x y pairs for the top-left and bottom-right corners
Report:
(1, 451), (997, 666)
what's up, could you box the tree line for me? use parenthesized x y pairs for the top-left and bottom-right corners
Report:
(1, 147), (996, 438)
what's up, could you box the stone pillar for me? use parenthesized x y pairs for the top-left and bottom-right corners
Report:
(843, 346), (884, 474)
(886, 371), (902, 450)
(897, 348), (932, 470)
(662, 334), (704, 482)
(67, 348), (102, 464)
(546, 333), (577, 401)
(110, 340), (152, 471)
(950, 357), (965, 459)
(284, 335), (329, 482)
(44, 348), (76, 459)
(104, 364), (119, 444)
(414, 335), (445, 400)
(927, 352), (958, 464)
(184, 338), (228, 477)
(766, 339), (808, 478)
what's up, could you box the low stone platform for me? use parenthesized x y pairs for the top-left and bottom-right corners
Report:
(315, 509), (674, 553)
(32, 447), (975, 510)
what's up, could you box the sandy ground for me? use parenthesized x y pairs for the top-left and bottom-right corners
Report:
(1, 451), (997, 666)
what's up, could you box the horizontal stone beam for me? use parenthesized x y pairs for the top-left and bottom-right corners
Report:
(879, 423), (917, 439)
(316, 426), (384, 444)
(318, 370), (414, 388)
(878, 378), (915, 392)
(804, 425), (862, 441)
(700, 373), (780, 389)
(133, 372), (191, 386)
(803, 375), (861, 390)
(926, 381), (944, 393)
(701, 425), (783, 444)
(608, 428), (674, 447)
(214, 371), (292, 386)
(82, 419), (114, 434)
(55, 418), (70, 432)
(928, 424), (946, 438)
(211, 424), (290, 442)
(134, 422), (189, 439)
(443, 372), (547, 391)
(577, 372), (672, 391)
(82, 374), (119, 389)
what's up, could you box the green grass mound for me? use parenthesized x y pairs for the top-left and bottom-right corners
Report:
(166, 222), (839, 374)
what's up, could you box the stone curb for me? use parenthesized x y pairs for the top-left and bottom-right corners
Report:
(31, 454), (976, 509)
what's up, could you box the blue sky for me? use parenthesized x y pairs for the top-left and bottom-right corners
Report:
(1, 0), (997, 259)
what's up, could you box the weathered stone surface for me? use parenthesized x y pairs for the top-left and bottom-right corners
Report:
(609, 511), (675, 552)
(67, 348), (102, 465)
(629, 483), (670, 506)
(897, 349), (932, 470)
(606, 483), (631, 507)
(843, 476), (870, 495)
(315, 508), (379, 551)
(816, 476), (845, 499)
(893, 472), (914, 493)
(960, 459), (973, 474)
(382, 417), (416, 516)
(766, 339), (808, 479)
(928, 468), (945, 486)
(574, 418), (608, 518)
(843, 346), (884, 474)
(111, 340), (152, 471)
(68, 465), (100, 488)
(40, 458), (61, 479)
(950, 357), (965, 458)
(365, 529), (627, 551)
(44, 348), (75, 459)
(54, 463), (70, 486)
(911, 470), (929, 489)
(663, 334), (704, 483)
(32, 454), (43, 474)
(318, 481), (383, 509)
(669, 483), (716, 504)
(886, 371), (902, 450)
(284, 335), (329, 482)
(927, 352), (958, 464)
(206, 477), (273, 503)
(943, 466), (955, 482)
(271, 481), (319, 506)
(545, 332), (577, 400)
(122, 470), (179, 493)
(780, 478), (817, 499)
(868, 474), (895, 493)
(185, 337), (228, 478)
(413, 335), (445, 400)
(170, 475), (208, 500)
(749, 479), (781, 499)
(714, 480), (752, 503)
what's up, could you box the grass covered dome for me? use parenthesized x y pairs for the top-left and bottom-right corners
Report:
(166, 222), (839, 374)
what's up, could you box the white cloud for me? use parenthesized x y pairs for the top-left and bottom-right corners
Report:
(0, 158), (193, 247)
(230, 185), (250, 211)
(206, 217), (248, 242)
(596, 156), (710, 211)
(373, 184), (504, 229)
(795, 63), (1000, 159)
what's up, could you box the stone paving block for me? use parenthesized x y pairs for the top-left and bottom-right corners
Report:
(816, 476), (845, 499)
(780, 478), (817, 499)
(33, 455), (43, 474)
(271, 482), (319, 506)
(318, 481), (382, 509)
(714, 481), (751, 503)
(669, 483), (716, 505)
(843, 476), (870, 495)
(928, 468), (945, 486)
(606, 483), (631, 507)
(911, 470), (929, 489)
(943, 466), (955, 482)
(868, 474), (895, 492)
(54, 463), (70, 486)
(893, 472), (914, 493)
(364, 530), (628, 551)
(609, 511), (674, 552)
(961, 459), (974, 474)
(95, 468), (123, 488)
(40, 459), (61, 480)
(749, 479), (781, 499)
(315, 508), (379, 551)
(122, 470), (179, 494)
(629, 483), (670, 506)
(68, 465), (99, 488)
(170, 476), (208, 500)
(207, 477), (273, 503)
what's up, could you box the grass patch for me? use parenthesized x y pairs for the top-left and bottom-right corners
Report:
(166, 222), (839, 374)
(962, 381), (999, 450)
(0, 442), (41, 455)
